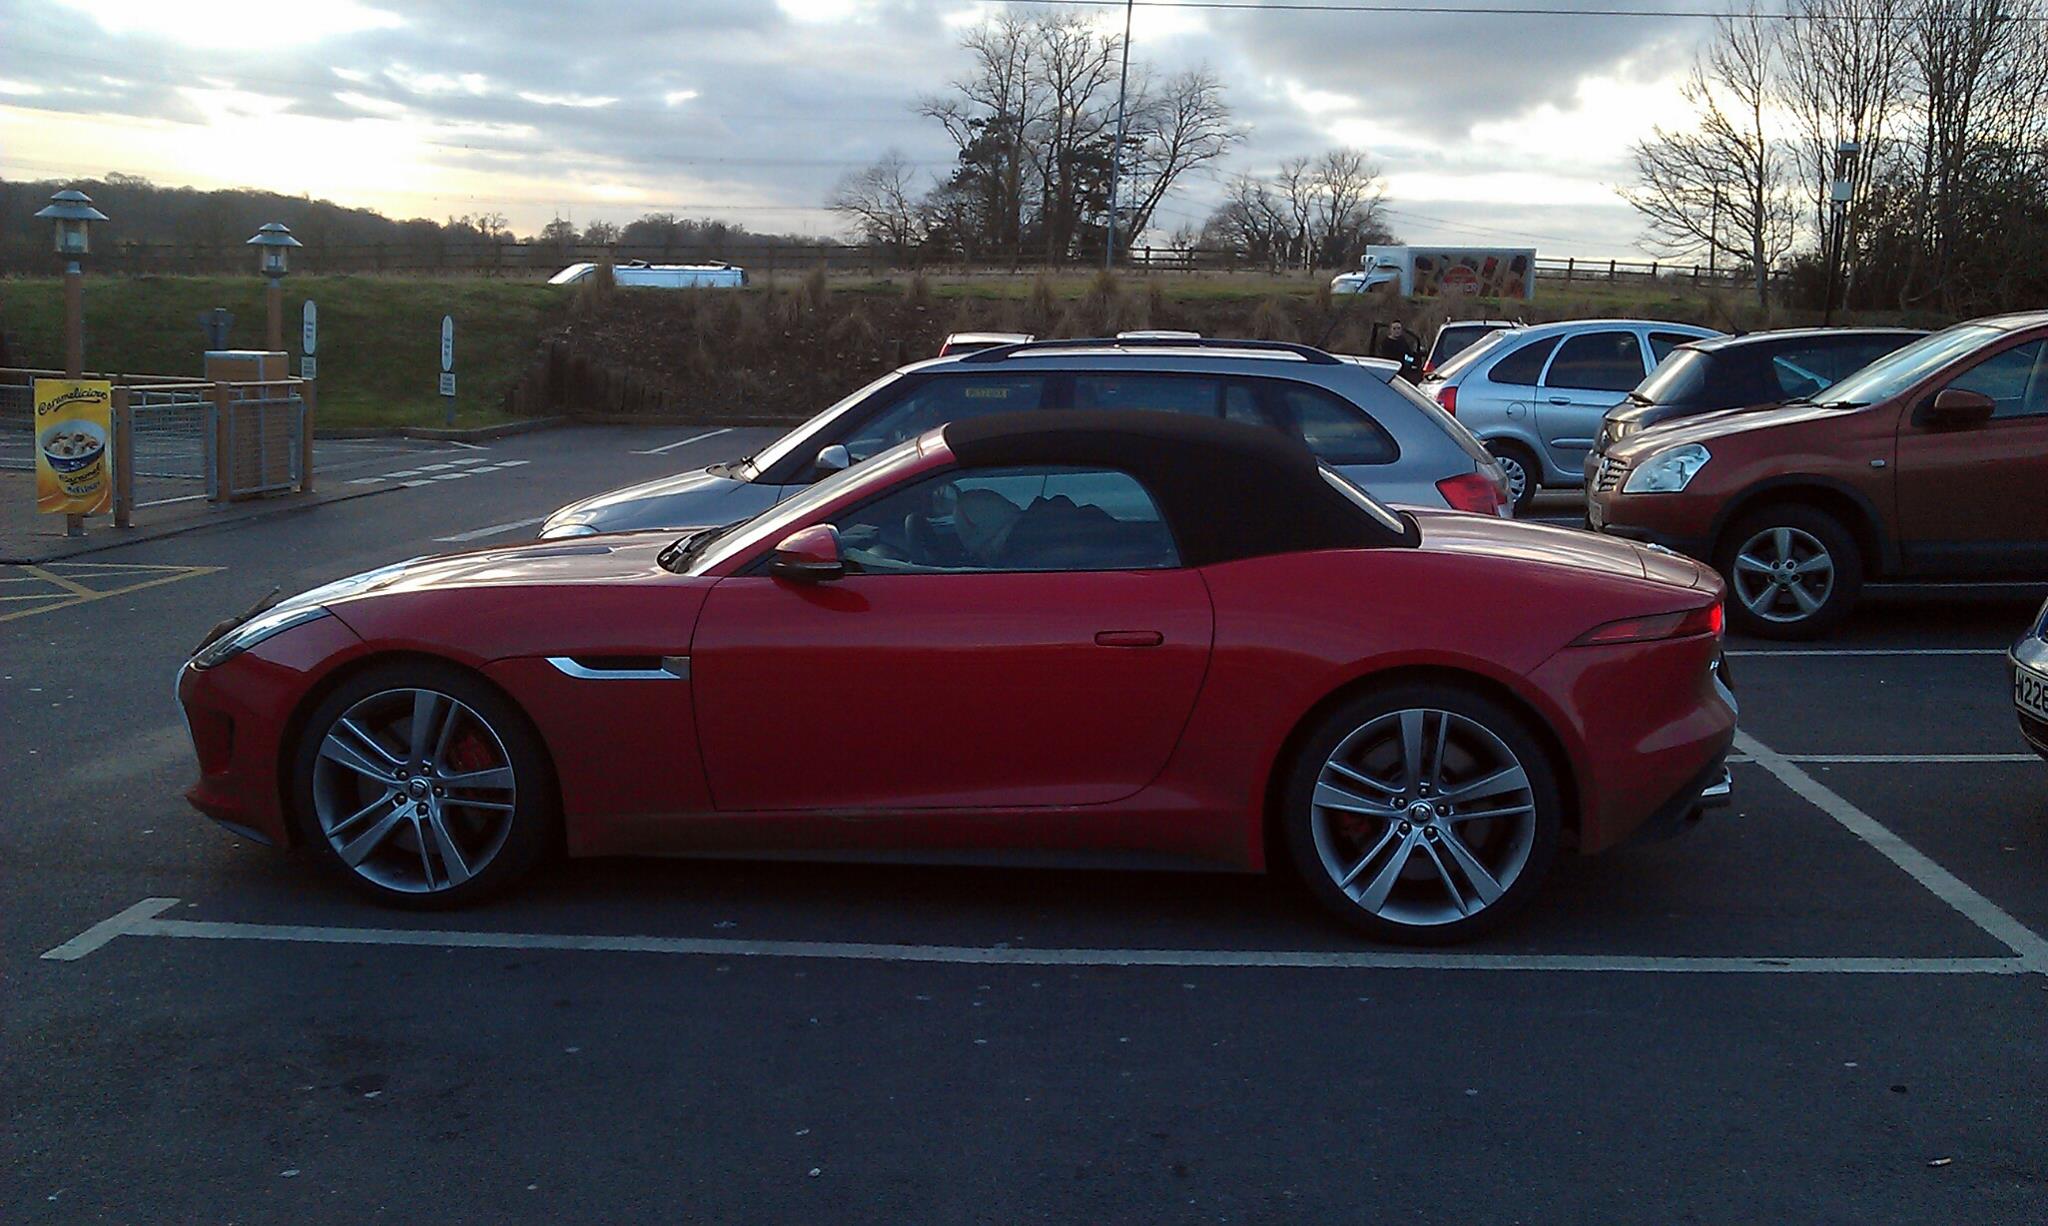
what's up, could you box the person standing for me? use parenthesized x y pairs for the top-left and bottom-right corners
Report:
(1376, 320), (1421, 382)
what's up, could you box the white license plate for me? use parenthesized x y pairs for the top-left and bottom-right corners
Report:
(2017, 664), (2048, 721)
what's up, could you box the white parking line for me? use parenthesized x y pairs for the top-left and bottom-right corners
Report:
(1727, 649), (2004, 657)
(634, 428), (732, 456)
(32, 899), (2034, 974)
(1772, 753), (2038, 764)
(1738, 730), (2048, 965)
(434, 516), (546, 543)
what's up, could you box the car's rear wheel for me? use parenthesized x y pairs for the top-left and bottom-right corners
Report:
(1718, 505), (1863, 640)
(1486, 441), (1539, 515)
(1281, 685), (1562, 944)
(290, 662), (557, 908)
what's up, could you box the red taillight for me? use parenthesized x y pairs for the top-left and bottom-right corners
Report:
(1436, 471), (1507, 515)
(1436, 385), (1458, 416)
(1572, 603), (1723, 646)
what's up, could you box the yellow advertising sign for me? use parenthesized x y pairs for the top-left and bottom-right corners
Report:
(34, 379), (114, 516)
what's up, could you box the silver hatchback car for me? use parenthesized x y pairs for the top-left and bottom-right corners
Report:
(541, 337), (1512, 538)
(1418, 319), (1719, 512)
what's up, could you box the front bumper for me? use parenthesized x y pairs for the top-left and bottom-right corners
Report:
(2008, 634), (2048, 762)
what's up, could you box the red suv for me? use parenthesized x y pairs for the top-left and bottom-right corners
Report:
(1589, 313), (2048, 637)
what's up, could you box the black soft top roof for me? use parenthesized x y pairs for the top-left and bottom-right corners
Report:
(943, 410), (1411, 566)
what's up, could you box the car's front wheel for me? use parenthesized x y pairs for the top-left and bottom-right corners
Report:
(1718, 504), (1863, 639)
(289, 661), (558, 908)
(1281, 684), (1562, 944)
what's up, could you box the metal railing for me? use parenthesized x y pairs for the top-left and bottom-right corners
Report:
(3, 368), (313, 526)
(129, 383), (216, 507)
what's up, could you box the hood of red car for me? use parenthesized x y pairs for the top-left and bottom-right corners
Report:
(1607, 399), (1868, 461)
(1409, 509), (1713, 590)
(325, 532), (682, 605)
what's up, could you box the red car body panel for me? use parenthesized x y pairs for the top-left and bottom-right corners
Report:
(179, 428), (1735, 872)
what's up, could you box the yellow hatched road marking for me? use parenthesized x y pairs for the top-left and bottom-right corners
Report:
(0, 563), (223, 622)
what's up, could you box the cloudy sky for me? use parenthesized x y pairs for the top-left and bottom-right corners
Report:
(0, 0), (1720, 258)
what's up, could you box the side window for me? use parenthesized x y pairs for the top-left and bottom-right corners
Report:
(833, 465), (1178, 574)
(1485, 337), (1561, 386)
(1648, 332), (1699, 364)
(1545, 331), (1646, 392)
(1769, 345), (1837, 400)
(1070, 374), (1221, 417)
(845, 375), (1046, 462)
(1241, 381), (1399, 465)
(1946, 340), (2048, 420)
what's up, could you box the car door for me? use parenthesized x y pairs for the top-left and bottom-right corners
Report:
(690, 464), (1214, 811)
(1894, 336), (2048, 576)
(1534, 330), (1648, 479)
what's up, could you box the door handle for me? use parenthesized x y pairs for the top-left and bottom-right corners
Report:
(1094, 630), (1164, 648)
(1547, 396), (1572, 405)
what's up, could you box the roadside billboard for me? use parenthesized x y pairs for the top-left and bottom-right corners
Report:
(33, 378), (114, 516)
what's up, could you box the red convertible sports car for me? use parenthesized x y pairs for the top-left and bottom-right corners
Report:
(179, 412), (1736, 943)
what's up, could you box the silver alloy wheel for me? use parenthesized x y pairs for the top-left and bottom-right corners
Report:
(311, 687), (517, 894)
(1308, 708), (1537, 927)
(1730, 525), (1835, 624)
(1493, 452), (1529, 504)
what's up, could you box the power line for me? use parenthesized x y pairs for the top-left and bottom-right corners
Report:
(1007, 0), (2048, 20)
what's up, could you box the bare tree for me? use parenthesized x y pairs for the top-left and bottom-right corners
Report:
(1622, 3), (1795, 305)
(1311, 148), (1391, 269)
(1203, 150), (1392, 270)
(1778, 0), (1910, 251)
(829, 151), (924, 250)
(1119, 67), (1242, 247)
(1200, 174), (1291, 267)
(917, 12), (1040, 257)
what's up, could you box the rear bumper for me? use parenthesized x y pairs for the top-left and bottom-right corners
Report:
(1615, 754), (1733, 848)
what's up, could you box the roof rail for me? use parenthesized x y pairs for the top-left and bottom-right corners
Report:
(959, 336), (1342, 366)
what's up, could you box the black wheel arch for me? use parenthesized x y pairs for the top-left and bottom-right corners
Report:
(1260, 664), (1583, 876)
(273, 650), (563, 850)
(1708, 476), (1895, 577)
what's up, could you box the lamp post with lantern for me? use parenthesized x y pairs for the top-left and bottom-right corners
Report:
(246, 222), (302, 353)
(34, 188), (109, 379)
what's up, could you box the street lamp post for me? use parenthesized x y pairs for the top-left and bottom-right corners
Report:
(1823, 139), (1859, 326)
(246, 222), (311, 494)
(34, 188), (109, 380)
(1104, 0), (1135, 270)
(246, 222), (303, 353)
(34, 188), (109, 538)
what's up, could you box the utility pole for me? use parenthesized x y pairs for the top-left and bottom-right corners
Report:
(1708, 189), (1720, 279)
(1104, 0), (1135, 270)
(1823, 138), (1860, 326)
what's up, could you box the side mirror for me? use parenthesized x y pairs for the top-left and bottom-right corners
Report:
(768, 524), (845, 582)
(815, 444), (851, 474)
(1925, 388), (1995, 428)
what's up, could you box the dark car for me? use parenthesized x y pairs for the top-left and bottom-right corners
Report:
(1587, 328), (1925, 471)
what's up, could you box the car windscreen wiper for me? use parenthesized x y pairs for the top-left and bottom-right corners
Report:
(657, 518), (746, 573)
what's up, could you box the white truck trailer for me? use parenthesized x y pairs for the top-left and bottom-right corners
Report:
(1331, 246), (1536, 300)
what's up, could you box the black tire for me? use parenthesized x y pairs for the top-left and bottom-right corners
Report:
(288, 660), (559, 909)
(1280, 683), (1563, 945)
(1717, 504), (1864, 640)
(1486, 441), (1540, 516)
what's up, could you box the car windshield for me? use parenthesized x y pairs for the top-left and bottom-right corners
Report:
(741, 369), (905, 478)
(1817, 323), (2003, 407)
(1430, 329), (1512, 380)
(684, 436), (928, 575)
(1630, 348), (1712, 406)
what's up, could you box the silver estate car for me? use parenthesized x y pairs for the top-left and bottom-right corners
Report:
(541, 337), (1513, 538)
(1417, 319), (1719, 513)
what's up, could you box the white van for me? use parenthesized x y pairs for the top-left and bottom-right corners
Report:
(548, 260), (747, 288)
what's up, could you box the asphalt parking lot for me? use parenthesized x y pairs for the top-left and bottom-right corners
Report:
(5, 428), (2046, 1222)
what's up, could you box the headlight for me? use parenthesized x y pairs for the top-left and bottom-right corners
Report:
(1623, 443), (1711, 494)
(190, 605), (331, 670)
(2034, 597), (2048, 640)
(540, 519), (600, 539)
(1607, 419), (1637, 443)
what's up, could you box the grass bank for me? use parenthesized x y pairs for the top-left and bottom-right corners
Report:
(0, 274), (568, 429)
